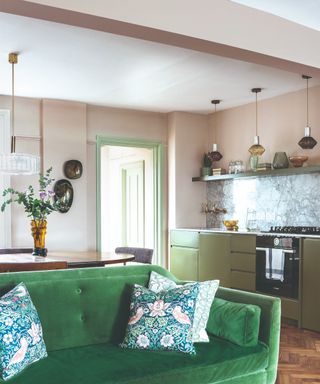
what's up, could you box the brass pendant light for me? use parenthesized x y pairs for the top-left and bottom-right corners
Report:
(298, 75), (317, 149)
(209, 99), (223, 162)
(0, 53), (40, 175)
(248, 88), (265, 156)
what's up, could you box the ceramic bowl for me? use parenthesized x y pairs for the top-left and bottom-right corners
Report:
(289, 156), (308, 168)
(223, 220), (239, 231)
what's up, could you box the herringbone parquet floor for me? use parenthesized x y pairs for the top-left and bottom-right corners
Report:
(277, 323), (320, 383)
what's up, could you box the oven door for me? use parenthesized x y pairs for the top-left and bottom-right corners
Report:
(256, 247), (299, 299)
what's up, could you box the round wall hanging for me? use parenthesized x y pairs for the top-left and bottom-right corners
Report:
(63, 160), (83, 179)
(54, 179), (73, 213)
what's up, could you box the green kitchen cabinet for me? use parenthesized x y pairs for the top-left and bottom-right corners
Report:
(301, 238), (320, 332)
(199, 232), (231, 286)
(170, 246), (199, 281)
(170, 230), (199, 248)
(170, 230), (199, 281)
(170, 230), (230, 286)
(230, 234), (256, 292)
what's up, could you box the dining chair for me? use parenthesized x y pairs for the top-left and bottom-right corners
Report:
(114, 247), (153, 264)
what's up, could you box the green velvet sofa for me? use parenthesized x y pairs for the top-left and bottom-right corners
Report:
(0, 265), (280, 384)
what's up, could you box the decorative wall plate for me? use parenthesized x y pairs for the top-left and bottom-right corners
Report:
(54, 179), (73, 213)
(63, 160), (83, 179)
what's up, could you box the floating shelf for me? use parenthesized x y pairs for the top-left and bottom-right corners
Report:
(192, 165), (320, 182)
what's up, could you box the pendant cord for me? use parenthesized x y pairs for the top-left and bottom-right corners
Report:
(255, 92), (258, 137)
(214, 103), (217, 143)
(306, 77), (309, 127)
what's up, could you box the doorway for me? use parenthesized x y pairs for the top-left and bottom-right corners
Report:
(96, 136), (164, 265)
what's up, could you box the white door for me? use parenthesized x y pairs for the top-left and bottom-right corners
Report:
(122, 161), (145, 247)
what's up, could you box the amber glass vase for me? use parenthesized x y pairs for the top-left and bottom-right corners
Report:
(31, 220), (47, 257)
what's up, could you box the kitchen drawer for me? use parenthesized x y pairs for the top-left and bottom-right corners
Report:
(230, 271), (256, 291)
(230, 252), (255, 273)
(170, 246), (199, 281)
(170, 230), (199, 248)
(230, 234), (256, 254)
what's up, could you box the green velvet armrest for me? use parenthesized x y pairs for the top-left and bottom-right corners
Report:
(214, 287), (281, 384)
(206, 297), (261, 347)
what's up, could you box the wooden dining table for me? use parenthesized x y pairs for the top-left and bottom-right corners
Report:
(0, 251), (135, 272)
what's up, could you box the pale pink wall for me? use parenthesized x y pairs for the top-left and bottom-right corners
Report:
(87, 105), (167, 142)
(210, 85), (320, 170)
(168, 112), (208, 229)
(42, 99), (88, 251)
(0, 97), (169, 252)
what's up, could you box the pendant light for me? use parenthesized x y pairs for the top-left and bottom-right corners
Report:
(0, 53), (40, 175)
(298, 75), (317, 149)
(248, 88), (265, 156)
(209, 99), (223, 162)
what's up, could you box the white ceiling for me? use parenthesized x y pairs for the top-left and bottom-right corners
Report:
(0, 10), (318, 114)
(231, 0), (320, 31)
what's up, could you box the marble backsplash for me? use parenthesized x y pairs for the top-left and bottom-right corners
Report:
(206, 173), (320, 231)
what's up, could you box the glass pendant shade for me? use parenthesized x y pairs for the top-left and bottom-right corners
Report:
(248, 135), (265, 156)
(298, 127), (317, 149)
(209, 143), (223, 162)
(0, 153), (40, 175)
(0, 53), (40, 175)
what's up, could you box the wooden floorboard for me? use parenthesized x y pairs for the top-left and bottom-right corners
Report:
(277, 323), (320, 383)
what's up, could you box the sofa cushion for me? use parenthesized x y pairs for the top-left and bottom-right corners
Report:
(121, 284), (199, 354)
(206, 298), (261, 347)
(0, 283), (47, 381)
(148, 271), (219, 342)
(0, 267), (174, 352)
(4, 337), (269, 384)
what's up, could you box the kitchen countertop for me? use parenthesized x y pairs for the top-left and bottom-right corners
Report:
(173, 227), (320, 239)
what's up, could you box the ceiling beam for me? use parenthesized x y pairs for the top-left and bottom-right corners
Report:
(1, 0), (320, 78)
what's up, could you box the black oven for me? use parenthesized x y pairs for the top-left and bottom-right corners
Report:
(256, 235), (300, 299)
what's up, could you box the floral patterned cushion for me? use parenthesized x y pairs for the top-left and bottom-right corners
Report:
(121, 283), (199, 355)
(0, 283), (47, 381)
(148, 272), (219, 342)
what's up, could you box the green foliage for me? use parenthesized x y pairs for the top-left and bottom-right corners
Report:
(1, 167), (60, 221)
(203, 153), (212, 167)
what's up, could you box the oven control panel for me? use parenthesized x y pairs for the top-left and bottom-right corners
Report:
(256, 235), (299, 250)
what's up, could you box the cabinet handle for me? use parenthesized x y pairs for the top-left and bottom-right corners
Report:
(256, 247), (295, 254)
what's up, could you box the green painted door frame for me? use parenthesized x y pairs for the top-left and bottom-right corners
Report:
(96, 135), (164, 265)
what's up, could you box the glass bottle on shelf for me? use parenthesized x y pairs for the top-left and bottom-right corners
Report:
(249, 155), (259, 171)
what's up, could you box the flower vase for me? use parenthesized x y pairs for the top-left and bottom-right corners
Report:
(31, 220), (47, 257)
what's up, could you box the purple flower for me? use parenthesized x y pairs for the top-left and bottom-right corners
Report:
(39, 191), (47, 200)
(47, 190), (55, 197)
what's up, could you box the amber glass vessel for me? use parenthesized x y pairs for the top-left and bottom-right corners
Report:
(31, 220), (47, 256)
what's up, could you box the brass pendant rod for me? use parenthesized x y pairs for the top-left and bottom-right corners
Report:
(9, 53), (18, 153)
(11, 58), (15, 152)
